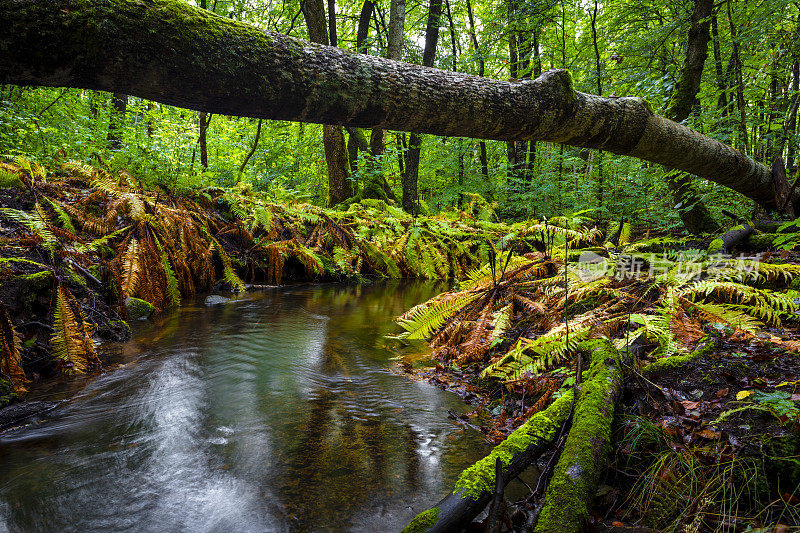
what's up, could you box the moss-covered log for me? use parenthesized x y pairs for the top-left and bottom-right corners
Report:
(401, 390), (574, 533)
(0, 0), (789, 209)
(706, 223), (755, 254)
(534, 340), (623, 533)
(641, 336), (719, 375)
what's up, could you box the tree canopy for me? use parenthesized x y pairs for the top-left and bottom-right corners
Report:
(2, 0), (799, 226)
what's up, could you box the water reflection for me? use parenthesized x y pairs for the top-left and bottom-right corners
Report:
(0, 282), (490, 532)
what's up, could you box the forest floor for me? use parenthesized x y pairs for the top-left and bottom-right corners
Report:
(398, 239), (800, 531)
(1, 159), (800, 532)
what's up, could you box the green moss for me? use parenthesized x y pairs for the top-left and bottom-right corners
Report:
(748, 233), (780, 248)
(454, 389), (574, 500)
(707, 238), (725, 254)
(534, 340), (622, 533)
(65, 267), (87, 288)
(0, 258), (49, 270)
(400, 507), (439, 533)
(125, 297), (155, 320)
(642, 337), (718, 375)
(17, 270), (52, 290)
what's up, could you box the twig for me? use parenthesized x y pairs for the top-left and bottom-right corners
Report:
(36, 90), (67, 116)
(486, 457), (505, 533)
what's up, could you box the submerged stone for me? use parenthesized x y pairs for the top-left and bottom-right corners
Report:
(204, 295), (231, 306)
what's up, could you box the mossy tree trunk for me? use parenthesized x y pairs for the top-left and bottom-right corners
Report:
(106, 92), (127, 150)
(302, 0), (353, 205)
(402, 0), (441, 214)
(402, 390), (575, 533)
(664, 0), (721, 235)
(0, 0), (790, 209)
(534, 341), (623, 533)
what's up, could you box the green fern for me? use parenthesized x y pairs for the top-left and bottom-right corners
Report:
(0, 205), (58, 250)
(397, 291), (481, 340)
(161, 253), (181, 309)
(210, 237), (246, 292)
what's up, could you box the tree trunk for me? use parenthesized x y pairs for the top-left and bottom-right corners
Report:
(238, 118), (262, 176)
(727, 0), (750, 155)
(590, 0), (605, 211)
(324, 124), (352, 204)
(464, 0), (491, 189)
(387, 0), (405, 61)
(198, 111), (209, 169)
(787, 58), (799, 170)
(106, 92), (128, 150)
(663, 0), (720, 235)
(0, 0), (788, 209)
(302, 0), (351, 205)
(711, 12), (728, 116)
(402, 0), (441, 214)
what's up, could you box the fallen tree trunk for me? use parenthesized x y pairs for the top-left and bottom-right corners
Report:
(0, 0), (790, 210)
(401, 390), (574, 533)
(707, 223), (755, 254)
(534, 340), (623, 533)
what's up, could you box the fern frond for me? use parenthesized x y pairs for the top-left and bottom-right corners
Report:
(0, 304), (28, 393)
(210, 237), (246, 292)
(119, 237), (142, 297)
(397, 291), (481, 340)
(687, 301), (764, 334)
(51, 284), (97, 374)
(161, 253), (181, 309)
(43, 197), (76, 233)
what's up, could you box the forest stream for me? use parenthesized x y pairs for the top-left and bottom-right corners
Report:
(0, 282), (492, 532)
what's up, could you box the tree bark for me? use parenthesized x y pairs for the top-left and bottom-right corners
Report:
(464, 0), (491, 188)
(106, 92), (128, 150)
(663, 0), (720, 235)
(402, 0), (441, 213)
(301, 0), (352, 205)
(323, 124), (352, 204)
(198, 111), (210, 169)
(0, 0), (787, 209)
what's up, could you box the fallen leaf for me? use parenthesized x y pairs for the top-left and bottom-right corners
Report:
(680, 400), (700, 410)
(736, 390), (753, 400)
(716, 387), (729, 398)
(696, 428), (720, 440)
(791, 394), (800, 402)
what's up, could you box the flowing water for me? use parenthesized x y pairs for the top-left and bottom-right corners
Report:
(0, 282), (492, 532)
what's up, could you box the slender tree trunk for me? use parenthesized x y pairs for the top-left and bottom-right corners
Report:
(711, 12), (728, 116)
(107, 92), (128, 149)
(727, 0), (750, 154)
(663, 0), (720, 234)
(590, 0), (604, 210)
(2, 0), (787, 210)
(302, 0), (352, 204)
(465, 0), (491, 188)
(403, 0), (441, 213)
(198, 111), (209, 168)
(787, 58), (799, 169)
(387, 0), (405, 61)
(238, 118), (262, 176)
